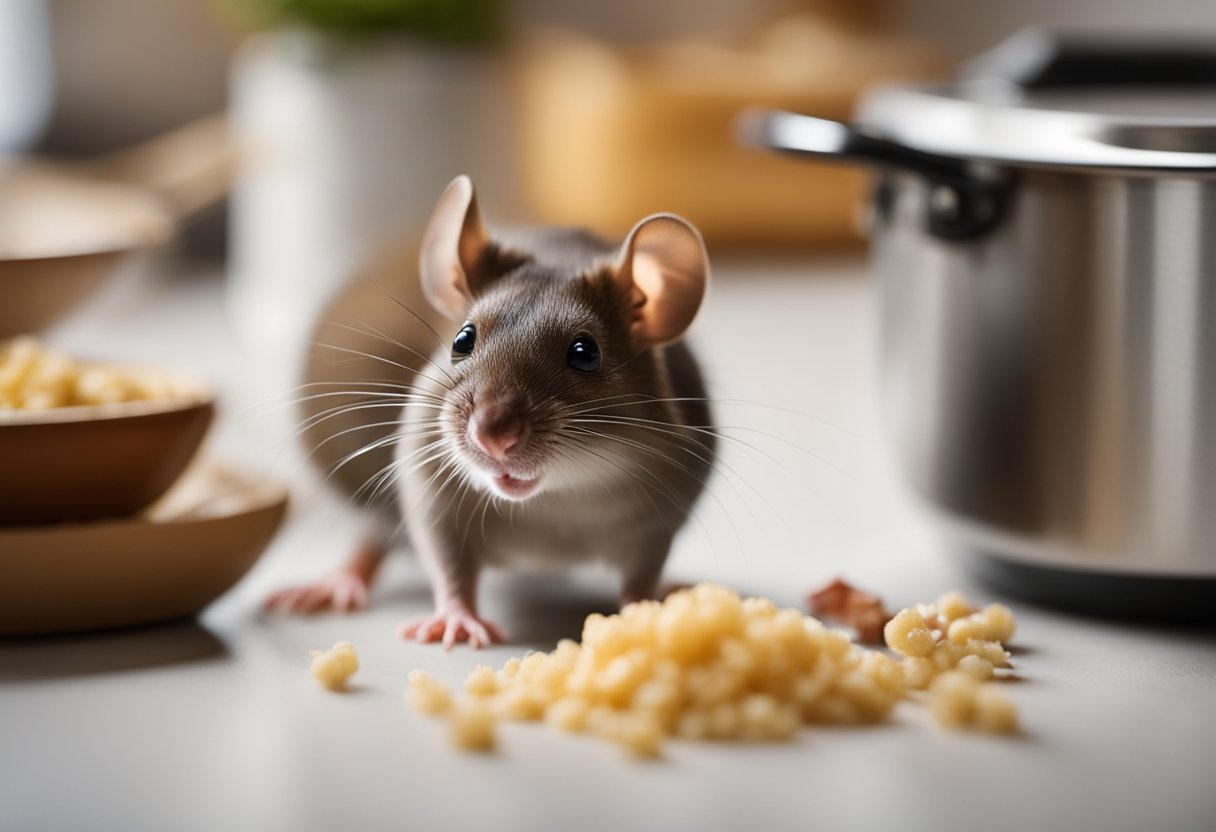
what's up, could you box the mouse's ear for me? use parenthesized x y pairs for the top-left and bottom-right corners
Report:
(420, 176), (512, 319)
(615, 213), (709, 346)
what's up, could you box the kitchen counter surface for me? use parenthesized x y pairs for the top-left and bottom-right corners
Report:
(2, 254), (1214, 832)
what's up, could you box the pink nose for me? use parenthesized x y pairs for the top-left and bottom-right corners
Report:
(471, 411), (525, 461)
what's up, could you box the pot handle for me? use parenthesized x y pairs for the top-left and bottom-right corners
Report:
(736, 109), (1008, 241)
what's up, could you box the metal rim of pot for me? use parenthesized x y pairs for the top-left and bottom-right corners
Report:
(737, 28), (1216, 242)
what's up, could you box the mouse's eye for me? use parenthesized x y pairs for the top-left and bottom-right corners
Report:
(566, 335), (601, 373)
(452, 323), (476, 362)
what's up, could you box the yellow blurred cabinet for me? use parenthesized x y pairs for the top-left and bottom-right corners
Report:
(513, 19), (943, 248)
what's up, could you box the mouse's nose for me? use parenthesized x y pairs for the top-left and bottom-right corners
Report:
(470, 404), (527, 461)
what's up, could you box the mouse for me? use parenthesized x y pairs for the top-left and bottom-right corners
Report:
(265, 175), (715, 648)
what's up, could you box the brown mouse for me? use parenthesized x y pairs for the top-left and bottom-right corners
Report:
(266, 176), (714, 648)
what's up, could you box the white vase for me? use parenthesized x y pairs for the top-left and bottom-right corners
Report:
(228, 30), (516, 388)
(0, 0), (51, 154)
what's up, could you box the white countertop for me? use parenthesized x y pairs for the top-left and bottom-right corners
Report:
(2, 253), (1214, 832)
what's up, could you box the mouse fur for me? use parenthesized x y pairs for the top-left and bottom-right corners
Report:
(275, 176), (715, 647)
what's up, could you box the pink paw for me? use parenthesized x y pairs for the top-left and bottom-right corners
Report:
(263, 572), (370, 615)
(397, 606), (506, 650)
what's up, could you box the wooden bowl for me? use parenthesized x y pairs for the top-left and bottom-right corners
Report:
(0, 463), (288, 636)
(0, 385), (214, 526)
(0, 163), (173, 337)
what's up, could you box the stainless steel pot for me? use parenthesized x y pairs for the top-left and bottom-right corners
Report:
(744, 31), (1216, 616)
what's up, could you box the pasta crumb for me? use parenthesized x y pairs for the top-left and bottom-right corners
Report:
(309, 642), (359, 691)
(974, 685), (1020, 734)
(0, 336), (194, 412)
(884, 608), (936, 658)
(929, 671), (1019, 734)
(464, 665), (499, 697)
(406, 670), (453, 716)
(885, 591), (1017, 696)
(450, 700), (496, 751)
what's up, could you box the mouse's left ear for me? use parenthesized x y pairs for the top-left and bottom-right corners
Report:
(615, 213), (709, 346)
(420, 175), (521, 319)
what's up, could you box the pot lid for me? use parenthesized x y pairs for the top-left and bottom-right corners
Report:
(857, 30), (1216, 171)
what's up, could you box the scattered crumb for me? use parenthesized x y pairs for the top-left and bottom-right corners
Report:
(884, 607), (937, 658)
(928, 671), (978, 728)
(957, 654), (995, 681)
(309, 641), (359, 691)
(406, 670), (453, 716)
(973, 684), (1020, 734)
(929, 671), (1019, 734)
(450, 699), (497, 751)
(884, 591), (1020, 729)
(464, 665), (499, 697)
(807, 578), (893, 644)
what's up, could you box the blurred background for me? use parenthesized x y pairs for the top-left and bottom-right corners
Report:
(5, 0), (1215, 536)
(3, 0), (1211, 362)
(4, 0), (1216, 535)
(5, 0), (1212, 364)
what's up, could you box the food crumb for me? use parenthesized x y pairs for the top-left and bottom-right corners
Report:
(450, 699), (497, 751)
(807, 578), (893, 644)
(545, 697), (590, 733)
(882, 591), (1021, 731)
(886, 592), (1016, 692)
(884, 608), (936, 658)
(309, 641), (359, 691)
(0, 335), (194, 412)
(929, 671), (977, 728)
(957, 654), (995, 681)
(406, 670), (453, 716)
(973, 685), (1020, 734)
(464, 665), (499, 697)
(929, 671), (1019, 734)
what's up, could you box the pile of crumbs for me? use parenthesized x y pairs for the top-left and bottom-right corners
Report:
(400, 583), (1020, 757)
(0, 336), (189, 412)
(884, 591), (1018, 733)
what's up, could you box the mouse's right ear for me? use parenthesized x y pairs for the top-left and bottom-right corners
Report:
(614, 213), (710, 347)
(420, 175), (502, 320)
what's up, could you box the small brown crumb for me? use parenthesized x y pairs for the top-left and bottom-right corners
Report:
(807, 578), (894, 644)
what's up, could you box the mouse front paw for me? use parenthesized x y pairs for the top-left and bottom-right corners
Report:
(397, 604), (506, 650)
(263, 572), (371, 615)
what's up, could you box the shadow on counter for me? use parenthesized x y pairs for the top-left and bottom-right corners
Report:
(0, 619), (228, 683)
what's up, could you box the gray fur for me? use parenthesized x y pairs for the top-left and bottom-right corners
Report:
(300, 228), (714, 609)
